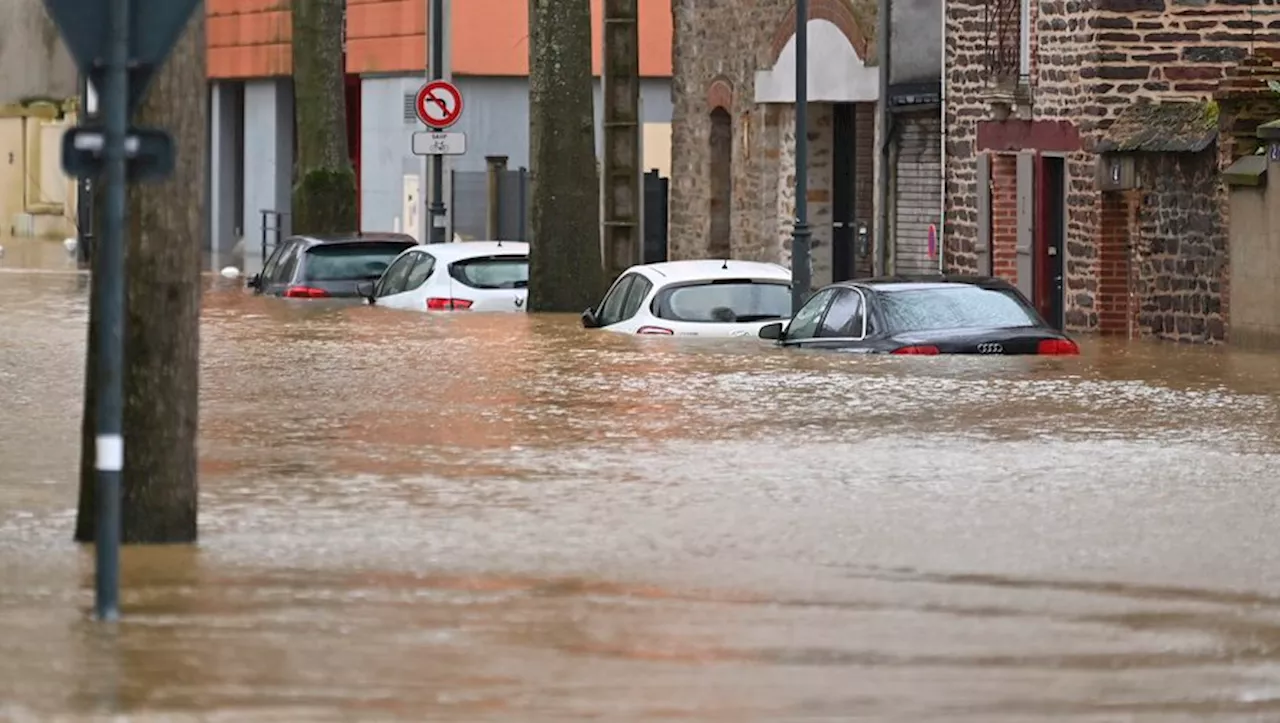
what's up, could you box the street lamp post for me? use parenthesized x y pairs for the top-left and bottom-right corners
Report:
(790, 0), (812, 315)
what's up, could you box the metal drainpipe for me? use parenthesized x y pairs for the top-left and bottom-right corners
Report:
(875, 0), (892, 277)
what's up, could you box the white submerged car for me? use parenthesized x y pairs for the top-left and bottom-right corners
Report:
(359, 241), (529, 312)
(581, 259), (793, 337)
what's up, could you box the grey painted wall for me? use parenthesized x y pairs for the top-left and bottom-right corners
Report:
(241, 78), (294, 274)
(359, 75), (672, 233)
(0, 0), (76, 103)
(889, 0), (942, 85)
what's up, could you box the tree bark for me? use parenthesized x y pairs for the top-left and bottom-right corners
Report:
(291, 0), (356, 235)
(528, 0), (605, 312)
(74, 7), (205, 544)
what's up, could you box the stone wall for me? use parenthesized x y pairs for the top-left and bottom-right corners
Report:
(893, 110), (944, 274)
(944, 0), (1272, 337)
(669, 0), (877, 277)
(1132, 149), (1227, 342)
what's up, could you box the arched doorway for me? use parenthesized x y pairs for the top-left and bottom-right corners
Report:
(708, 107), (732, 258)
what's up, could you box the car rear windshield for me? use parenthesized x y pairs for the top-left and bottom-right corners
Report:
(450, 255), (529, 289)
(652, 280), (791, 323)
(303, 242), (414, 282)
(878, 286), (1041, 333)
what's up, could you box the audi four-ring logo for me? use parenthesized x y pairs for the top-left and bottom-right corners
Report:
(977, 342), (1004, 354)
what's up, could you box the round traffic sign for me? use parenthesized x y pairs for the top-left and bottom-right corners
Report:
(415, 80), (464, 130)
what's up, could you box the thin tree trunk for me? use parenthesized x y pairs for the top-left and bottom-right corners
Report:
(75, 7), (206, 544)
(292, 0), (356, 234)
(528, 0), (604, 312)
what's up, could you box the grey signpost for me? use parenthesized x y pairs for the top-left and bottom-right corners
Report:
(44, 0), (202, 622)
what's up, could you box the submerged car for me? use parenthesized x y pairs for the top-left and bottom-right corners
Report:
(758, 275), (1080, 355)
(358, 241), (529, 312)
(248, 233), (418, 298)
(581, 259), (792, 337)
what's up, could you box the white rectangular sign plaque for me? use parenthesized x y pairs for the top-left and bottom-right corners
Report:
(412, 131), (466, 156)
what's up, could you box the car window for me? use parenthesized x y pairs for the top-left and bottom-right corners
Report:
(620, 276), (653, 319)
(818, 289), (866, 338)
(375, 253), (419, 297)
(783, 287), (838, 341)
(596, 274), (638, 326)
(404, 252), (436, 290)
(303, 242), (410, 283)
(275, 242), (303, 284)
(653, 280), (791, 323)
(449, 255), (528, 289)
(260, 240), (291, 283)
(878, 286), (1041, 333)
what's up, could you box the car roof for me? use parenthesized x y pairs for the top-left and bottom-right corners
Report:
(400, 240), (530, 262)
(294, 232), (419, 247)
(839, 274), (1016, 292)
(628, 259), (792, 283)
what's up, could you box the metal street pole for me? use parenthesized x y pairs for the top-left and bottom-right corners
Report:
(875, 0), (892, 276)
(94, 0), (130, 622)
(427, 0), (446, 243)
(790, 0), (812, 314)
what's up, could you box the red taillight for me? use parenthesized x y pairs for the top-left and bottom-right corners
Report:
(1037, 338), (1080, 355)
(283, 286), (329, 298)
(891, 345), (940, 355)
(425, 297), (473, 310)
(636, 326), (674, 335)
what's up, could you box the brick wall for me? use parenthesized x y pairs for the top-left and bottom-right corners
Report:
(945, 0), (1273, 337)
(1097, 190), (1137, 335)
(893, 111), (944, 274)
(990, 154), (1019, 284)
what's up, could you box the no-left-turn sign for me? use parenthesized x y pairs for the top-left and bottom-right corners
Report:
(415, 80), (464, 130)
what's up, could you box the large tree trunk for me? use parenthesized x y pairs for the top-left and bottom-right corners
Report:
(528, 0), (605, 312)
(292, 0), (356, 235)
(74, 8), (205, 544)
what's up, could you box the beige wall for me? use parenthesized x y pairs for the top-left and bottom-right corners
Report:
(1228, 158), (1280, 349)
(0, 104), (78, 240)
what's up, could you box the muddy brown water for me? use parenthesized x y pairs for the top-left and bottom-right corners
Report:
(3, 240), (1280, 722)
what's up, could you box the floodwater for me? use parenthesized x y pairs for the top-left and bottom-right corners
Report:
(3, 238), (1280, 722)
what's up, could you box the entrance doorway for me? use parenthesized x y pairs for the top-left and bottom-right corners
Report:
(831, 103), (857, 282)
(1035, 155), (1066, 329)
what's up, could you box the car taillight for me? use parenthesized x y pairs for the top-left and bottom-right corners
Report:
(283, 286), (329, 298)
(426, 297), (473, 310)
(891, 345), (939, 355)
(636, 326), (674, 335)
(1037, 338), (1080, 355)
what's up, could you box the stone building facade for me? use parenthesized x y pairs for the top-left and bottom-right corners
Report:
(944, 0), (1280, 342)
(668, 0), (887, 287)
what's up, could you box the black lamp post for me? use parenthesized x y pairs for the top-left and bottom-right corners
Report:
(790, 0), (811, 314)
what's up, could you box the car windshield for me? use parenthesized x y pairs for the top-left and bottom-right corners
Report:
(303, 242), (413, 282)
(451, 256), (529, 289)
(878, 285), (1041, 332)
(653, 280), (792, 323)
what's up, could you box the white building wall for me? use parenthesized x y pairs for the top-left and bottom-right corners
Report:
(359, 75), (674, 234)
(241, 78), (294, 274)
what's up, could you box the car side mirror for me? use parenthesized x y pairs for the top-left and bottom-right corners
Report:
(758, 322), (784, 341)
(581, 307), (601, 329)
(356, 281), (375, 303)
(246, 273), (261, 290)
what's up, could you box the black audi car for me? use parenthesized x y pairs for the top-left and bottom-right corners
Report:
(759, 275), (1080, 355)
(247, 233), (418, 299)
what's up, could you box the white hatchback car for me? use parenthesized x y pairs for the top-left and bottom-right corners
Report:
(360, 241), (529, 312)
(581, 259), (793, 337)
